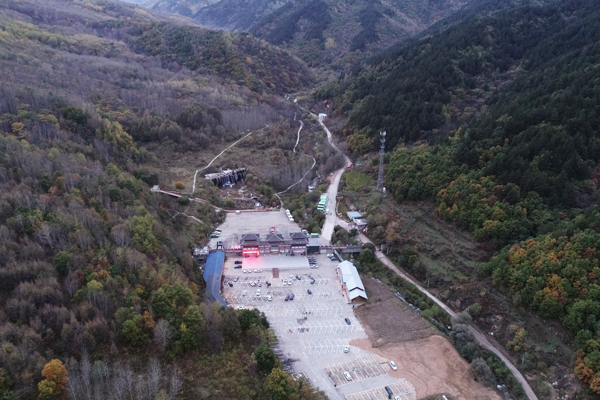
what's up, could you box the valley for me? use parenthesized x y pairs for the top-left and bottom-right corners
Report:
(1, 0), (600, 399)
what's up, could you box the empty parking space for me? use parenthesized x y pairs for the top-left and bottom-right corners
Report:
(345, 380), (416, 400)
(324, 355), (388, 387)
(285, 317), (361, 335)
(299, 338), (348, 355)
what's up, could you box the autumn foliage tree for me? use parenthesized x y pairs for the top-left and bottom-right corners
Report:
(38, 360), (68, 398)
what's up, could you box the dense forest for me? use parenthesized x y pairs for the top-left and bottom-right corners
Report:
(325, 0), (600, 394)
(315, 0), (572, 150)
(0, 0), (324, 398)
(152, 0), (475, 68)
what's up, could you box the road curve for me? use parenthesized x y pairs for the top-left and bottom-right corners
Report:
(315, 115), (538, 400)
(293, 120), (304, 153)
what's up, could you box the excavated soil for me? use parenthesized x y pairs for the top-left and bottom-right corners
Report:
(353, 278), (501, 400)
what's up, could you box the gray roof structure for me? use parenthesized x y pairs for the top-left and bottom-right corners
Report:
(347, 211), (363, 219)
(339, 261), (368, 301)
(203, 251), (227, 306)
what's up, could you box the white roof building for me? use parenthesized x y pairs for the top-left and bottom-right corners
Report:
(339, 261), (368, 303)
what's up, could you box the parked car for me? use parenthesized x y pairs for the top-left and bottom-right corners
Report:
(234, 265), (242, 269)
(296, 275), (301, 280)
(344, 346), (349, 353)
(237, 305), (245, 310)
(385, 386), (393, 398)
(390, 361), (397, 371)
(233, 277), (239, 282)
(250, 282), (256, 287)
(285, 294), (290, 301)
(270, 225), (275, 233)
(242, 290), (247, 296)
(255, 269), (263, 273)
(310, 279), (315, 284)
(256, 289), (261, 296)
(267, 295), (272, 301)
(343, 372), (352, 381)
(307, 289), (312, 295)
(228, 282), (233, 287)
(289, 293), (295, 301)
(310, 265), (319, 269)
(345, 318), (351, 325)
(234, 260), (242, 264)
(243, 269), (249, 273)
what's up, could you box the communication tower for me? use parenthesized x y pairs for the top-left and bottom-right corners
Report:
(377, 131), (386, 190)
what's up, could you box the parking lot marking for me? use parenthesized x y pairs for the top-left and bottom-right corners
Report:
(324, 355), (390, 386)
(345, 379), (417, 400)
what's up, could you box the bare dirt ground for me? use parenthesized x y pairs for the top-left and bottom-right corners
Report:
(352, 277), (501, 400)
(350, 337), (501, 400)
(354, 277), (438, 345)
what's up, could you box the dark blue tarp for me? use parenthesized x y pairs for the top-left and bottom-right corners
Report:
(203, 251), (227, 306)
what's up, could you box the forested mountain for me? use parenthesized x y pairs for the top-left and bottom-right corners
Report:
(192, 0), (293, 32)
(151, 0), (472, 67)
(248, 0), (470, 67)
(0, 0), (321, 399)
(316, 0), (574, 150)
(318, 0), (600, 393)
(146, 0), (220, 17)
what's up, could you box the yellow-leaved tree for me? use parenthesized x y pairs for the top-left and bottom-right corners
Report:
(38, 359), (68, 399)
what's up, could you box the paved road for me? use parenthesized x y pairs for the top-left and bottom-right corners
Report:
(316, 116), (351, 245)
(314, 116), (538, 400)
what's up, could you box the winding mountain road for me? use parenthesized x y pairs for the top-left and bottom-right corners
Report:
(191, 125), (268, 193)
(316, 117), (538, 400)
(275, 120), (316, 207)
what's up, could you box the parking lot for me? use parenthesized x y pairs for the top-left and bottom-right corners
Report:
(217, 211), (416, 400)
(346, 380), (416, 400)
(324, 355), (389, 386)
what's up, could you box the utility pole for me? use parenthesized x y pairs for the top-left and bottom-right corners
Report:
(377, 131), (386, 190)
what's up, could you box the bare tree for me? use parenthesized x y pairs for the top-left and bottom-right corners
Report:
(65, 271), (83, 297)
(122, 363), (134, 400)
(135, 374), (146, 400)
(148, 358), (161, 398)
(75, 228), (94, 250)
(81, 352), (92, 400)
(153, 319), (171, 352)
(169, 365), (183, 399)
(111, 224), (131, 247)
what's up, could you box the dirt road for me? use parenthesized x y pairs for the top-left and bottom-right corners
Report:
(355, 231), (539, 400)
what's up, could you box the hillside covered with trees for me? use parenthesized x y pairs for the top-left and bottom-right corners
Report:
(150, 0), (474, 68)
(0, 0), (323, 398)
(327, 0), (600, 394)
